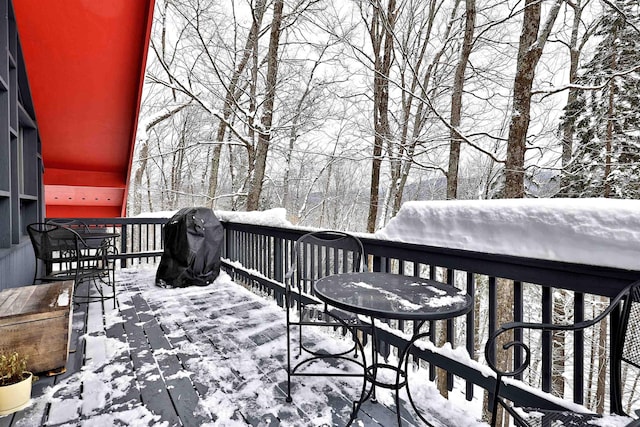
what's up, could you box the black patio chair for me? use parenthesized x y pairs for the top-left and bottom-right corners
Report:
(485, 280), (640, 427)
(46, 218), (119, 291)
(46, 218), (108, 250)
(27, 222), (116, 306)
(284, 230), (373, 404)
(46, 218), (89, 229)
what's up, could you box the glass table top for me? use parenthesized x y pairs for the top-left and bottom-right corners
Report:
(313, 271), (473, 321)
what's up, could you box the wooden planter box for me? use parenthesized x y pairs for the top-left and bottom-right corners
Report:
(0, 281), (74, 374)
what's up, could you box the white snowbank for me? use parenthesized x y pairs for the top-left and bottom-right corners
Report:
(215, 207), (293, 227)
(131, 210), (177, 218)
(376, 198), (640, 271)
(134, 207), (293, 228)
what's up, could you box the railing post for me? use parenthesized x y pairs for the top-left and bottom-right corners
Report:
(574, 293), (584, 404)
(541, 286), (552, 393)
(120, 224), (128, 269)
(371, 254), (382, 272)
(466, 271), (475, 399)
(274, 237), (283, 283)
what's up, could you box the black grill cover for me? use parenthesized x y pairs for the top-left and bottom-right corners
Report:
(156, 207), (223, 288)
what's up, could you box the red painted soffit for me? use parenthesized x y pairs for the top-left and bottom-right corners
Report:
(13, 0), (155, 218)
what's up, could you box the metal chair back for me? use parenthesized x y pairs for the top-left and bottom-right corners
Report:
(287, 231), (366, 300)
(621, 284), (640, 369)
(486, 280), (640, 426)
(27, 222), (83, 283)
(284, 230), (370, 404)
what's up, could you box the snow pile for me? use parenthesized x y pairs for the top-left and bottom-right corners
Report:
(376, 198), (640, 270)
(215, 207), (293, 227)
(134, 207), (293, 228)
(131, 210), (177, 218)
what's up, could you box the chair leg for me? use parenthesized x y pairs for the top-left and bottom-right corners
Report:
(105, 252), (116, 309)
(108, 245), (118, 309)
(111, 272), (116, 309)
(490, 373), (502, 427)
(297, 304), (303, 357)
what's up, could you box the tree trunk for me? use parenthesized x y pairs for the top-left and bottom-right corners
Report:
(495, 5), (560, 418)
(560, 0), (585, 192)
(391, 0), (460, 216)
(283, 49), (327, 214)
(446, 0), (475, 200)
(552, 290), (567, 397)
(246, 0), (284, 210)
(503, 0), (541, 198)
(604, 39), (617, 199)
(503, 0), (560, 198)
(133, 141), (149, 216)
(596, 301), (608, 413)
(133, 103), (192, 214)
(586, 296), (597, 408)
(492, 277), (515, 426)
(366, 0), (396, 232)
(208, 0), (267, 208)
(170, 120), (188, 208)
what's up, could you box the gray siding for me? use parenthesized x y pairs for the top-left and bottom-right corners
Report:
(0, 0), (42, 289)
(0, 238), (35, 290)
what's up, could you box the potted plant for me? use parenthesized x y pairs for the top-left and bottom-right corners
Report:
(0, 352), (33, 416)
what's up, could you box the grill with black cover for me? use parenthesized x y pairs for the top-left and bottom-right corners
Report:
(156, 207), (223, 288)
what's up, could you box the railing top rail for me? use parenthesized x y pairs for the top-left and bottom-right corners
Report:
(48, 216), (640, 298)
(46, 217), (171, 225)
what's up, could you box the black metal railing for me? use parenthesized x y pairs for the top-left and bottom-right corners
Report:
(49, 216), (640, 415)
(46, 217), (168, 267)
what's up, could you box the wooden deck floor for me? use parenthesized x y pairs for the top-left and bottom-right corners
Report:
(0, 267), (480, 427)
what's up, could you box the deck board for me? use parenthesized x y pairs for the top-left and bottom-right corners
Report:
(118, 291), (183, 426)
(131, 292), (212, 426)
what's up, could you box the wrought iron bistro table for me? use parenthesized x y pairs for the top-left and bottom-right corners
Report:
(59, 228), (120, 304)
(74, 228), (120, 280)
(313, 271), (473, 426)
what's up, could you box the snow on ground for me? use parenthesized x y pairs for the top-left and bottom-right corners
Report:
(11, 266), (634, 427)
(376, 198), (640, 271)
(14, 267), (486, 426)
(117, 267), (485, 426)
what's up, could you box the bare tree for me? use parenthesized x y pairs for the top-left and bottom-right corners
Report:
(503, 0), (561, 198)
(494, 2), (562, 424)
(361, 0), (397, 233)
(386, 0), (461, 221)
(132, 102), (192, 215)
(446, 0), (475, 200)
(246, 0), (284, 210)
(209, 0), (268, 208)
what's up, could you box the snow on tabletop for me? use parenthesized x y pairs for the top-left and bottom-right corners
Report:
(375, 198), (640, 271)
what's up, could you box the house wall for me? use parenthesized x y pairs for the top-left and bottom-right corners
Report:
(0, 240), (35, 289)
(0, 0), (42, 291)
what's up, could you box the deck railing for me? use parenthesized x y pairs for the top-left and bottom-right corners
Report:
(50, 216), (640, 416)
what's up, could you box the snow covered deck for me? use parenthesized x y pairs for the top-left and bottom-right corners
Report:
(0, 266), (483, 427)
